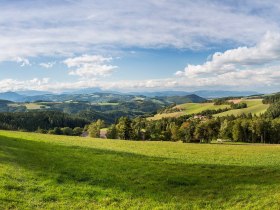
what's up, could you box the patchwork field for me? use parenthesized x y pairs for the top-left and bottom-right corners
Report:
(1, 130), (280, 209)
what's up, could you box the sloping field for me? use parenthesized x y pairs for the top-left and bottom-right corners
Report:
(214, 99), (269, 117)
(1, 130), (280, 209)
(149, 99), (269, 120)
(177, 103), (229, 113)
(149, 103), (229, 120)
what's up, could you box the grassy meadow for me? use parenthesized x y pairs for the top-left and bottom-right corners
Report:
(1, 130), (280, 209)
(149, 99), (269, 120)
(214, 99), (269, 117)
(149, 103), (229, 120)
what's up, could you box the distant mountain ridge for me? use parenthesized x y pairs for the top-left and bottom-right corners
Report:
(0, 91), (206, 104)
(11, 88), (259, 98)
(0, 92), (24, 102)
(16, 90), (53, 96)
(192, 90), (260, 98)
(129, 91), (192, 97)
(0, 89), (261, 102)
(130, 90), (260, 98)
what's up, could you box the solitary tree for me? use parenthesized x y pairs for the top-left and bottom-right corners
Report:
(88, 119), (105, 138)
(116, 117), (132, 140)
(106, 124), (118, 139)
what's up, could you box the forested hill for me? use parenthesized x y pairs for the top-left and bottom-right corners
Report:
(0, 92), (207, 124)
(156, 94), (206, 104)
(262, 92), (280, 104)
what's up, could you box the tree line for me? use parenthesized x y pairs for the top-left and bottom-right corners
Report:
(262, 93), (280, 104)
(88, 101), (280, 144)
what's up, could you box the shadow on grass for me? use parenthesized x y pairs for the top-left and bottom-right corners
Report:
(0, 135), (280, 207)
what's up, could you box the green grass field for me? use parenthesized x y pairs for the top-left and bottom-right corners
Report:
(149, 99), (269, 120)
(214, 99), (269, 117)
(177, 103), (230, 113)
(1, 130), (280, 209)
(149, 103), (230, 120)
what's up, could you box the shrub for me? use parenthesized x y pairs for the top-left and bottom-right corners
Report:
(61, 127), (73, 136)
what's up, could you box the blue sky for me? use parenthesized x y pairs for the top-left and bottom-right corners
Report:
(0, 0), (280, 93)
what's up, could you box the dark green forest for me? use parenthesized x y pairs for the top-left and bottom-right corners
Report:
(0, 111), (88, 132)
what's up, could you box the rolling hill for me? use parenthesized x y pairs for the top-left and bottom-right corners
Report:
(149, 103), (230, 120)
(156, 94), (206, 104)
(149, 99), (270, 120)
(214, 99), (269, 117)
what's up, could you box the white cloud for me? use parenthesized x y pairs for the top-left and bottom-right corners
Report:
(0, 78), (50, 92)
(0, 1), (280, 62)
(170, 32), (280, 91)
(176, 32), (280, 78)
(39, 62), (56, 69)
(15, 57), (30, 67)
(1, 70), (279, 93)
(64, 55), (118, 78)
(1, 32), (280, 93)
(64, 55), (111, 67)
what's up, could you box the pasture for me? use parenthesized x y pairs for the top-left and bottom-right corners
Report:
(0, 130), (280, 209)
(149, 103), (229, 120)
(214, 99), (269, 117)
(149, 99), (269, 120)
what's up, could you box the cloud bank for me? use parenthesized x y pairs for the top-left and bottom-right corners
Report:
(0, 0), (280, 62)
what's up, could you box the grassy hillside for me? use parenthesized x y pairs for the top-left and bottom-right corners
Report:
(177, 102), (229, 113)
(149, 99), (269, 120)
(214, 99), (269, 117)
(1, 130), (280, 209)
(149, 103), (229, 120)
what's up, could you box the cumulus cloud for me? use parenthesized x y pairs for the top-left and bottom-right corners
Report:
(39, 62), (56, 69)
(176, 32), (280, 81)
(64, 55), (117, 78)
